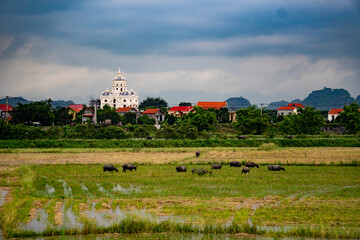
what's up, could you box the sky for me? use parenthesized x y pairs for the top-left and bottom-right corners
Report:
(0, 0), (359, 106)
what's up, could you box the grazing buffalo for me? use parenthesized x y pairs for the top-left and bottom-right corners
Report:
(195, 151), (200, 157)
(230, 161), (241, 167)
(176, 165), (187, 172)
(241, 167), (250, 174)
(103, 165), (118, 172)
(211, 164), (222, 169)
(245, 162), (259, 168)
(147, 136), (153, 140)
(238, 135), (246, 140)
(268, 165), (285, 171)
(122, 163), (137, 172)
(191, 169), (212, 175)
(287, 135), (293, 139)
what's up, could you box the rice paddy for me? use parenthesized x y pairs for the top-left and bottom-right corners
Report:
(0, 147), (359, 239)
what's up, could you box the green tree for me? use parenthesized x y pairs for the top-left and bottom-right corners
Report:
(137, 115), (156, 125)
(234, 106), (270, 134)
(165, 114), (176, 125)
(139, 97), (168, 109)
(53, 107), (73, 126)
(208, 108), (230, 123)
(133, 125), (150, 139)
(97, 105), (120, 125)
(279, 107), (325, 134)
(337, 103), (360, 134)
(185, 107), (217, 131)
(179, 102), (192, 106)
(11, 99), (55, 126)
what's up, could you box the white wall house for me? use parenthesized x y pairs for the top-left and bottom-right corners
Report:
(277, 103), (305, 117)
(328, 108), (343, 121)
(100, 68), (139, 109)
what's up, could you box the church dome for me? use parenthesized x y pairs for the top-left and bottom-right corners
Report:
(102, 90), (111, 96)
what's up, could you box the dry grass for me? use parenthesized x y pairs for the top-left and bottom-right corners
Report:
(0, 147), (358, 165)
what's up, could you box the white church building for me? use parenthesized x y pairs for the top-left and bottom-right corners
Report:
(100, 68), (139, 109)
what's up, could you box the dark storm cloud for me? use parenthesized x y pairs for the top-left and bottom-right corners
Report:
(1, 0), (359, 60)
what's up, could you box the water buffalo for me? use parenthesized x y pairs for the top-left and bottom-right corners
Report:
(211, 164), (222, 169)
(103, 165), (118, 172)
(241, 167), (250, 174)
(230, 161), (241, 167)
(191, 169), (212, 175)
(238, 135), (246, 140)
(245, 162), (259, 168)
(147, 136), (152, 140)
(268, 165), (285, 171)
(122, 163), (137, 172)
(176, 165), (187, 172)
(195, 151), (200, 157)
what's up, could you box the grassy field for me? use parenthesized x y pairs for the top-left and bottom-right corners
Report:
(0, 147), (359, 238)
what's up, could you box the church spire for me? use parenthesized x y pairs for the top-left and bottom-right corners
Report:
(117, 67), (121, 78)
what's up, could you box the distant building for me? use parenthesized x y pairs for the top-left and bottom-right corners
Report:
(0, 104), (13, 120)
(196, 102), (227, 110)
(82, 107), (94, 124)
(66, 104), (84, 120)
(168, 106), (194, 117)
(277, 103), (305, 117)
(100, 68), (139, 109)
(116, 107), (137, 115)
(142, 108), (165, 122)
(328, 108), (343, 121)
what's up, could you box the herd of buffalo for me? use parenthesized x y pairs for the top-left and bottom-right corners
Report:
(103, 151), (285, 175)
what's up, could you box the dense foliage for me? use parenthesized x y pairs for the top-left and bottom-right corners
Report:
(337, 103), (360, 134)
(139, 97), (168, 109)
(234, 106), (270, 134)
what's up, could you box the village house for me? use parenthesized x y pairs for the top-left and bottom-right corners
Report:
(0, 104), (13, 120)
(277, 103), (305, 117)
(82, 107), (95, 124)
(66, 104), (84, 120)
(142, 108), (165, 122)
(196, 101), (228, 110)
(116, 107), (138, 116)
(168, 106), (194, 117)
(328, 108), (343, 121)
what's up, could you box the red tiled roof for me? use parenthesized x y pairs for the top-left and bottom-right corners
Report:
(277, 106), (296, 111)
(116, 107), (134, 113)
(168, 106), (193, 112)
(0, 104), (13, 111)
(197, 102), (227, 110)
(328, 108), (343, 115)
(143, 108), (160, 114)
(67, 104), (84, 113)
(287, 103), (305, 108)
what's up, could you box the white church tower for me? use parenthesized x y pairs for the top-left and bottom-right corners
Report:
(100, 68), (139, 109)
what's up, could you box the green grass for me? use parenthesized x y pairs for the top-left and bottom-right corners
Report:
(1, 163), (360, 238)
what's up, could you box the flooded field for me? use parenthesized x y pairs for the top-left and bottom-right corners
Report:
(0, 148), (359, 239)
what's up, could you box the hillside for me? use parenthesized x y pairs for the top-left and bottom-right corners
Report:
(302, 87), (354, 110)
(225, 97), (251, 111)
(355, 95), (360, 105)
(0, 97), (75, 108)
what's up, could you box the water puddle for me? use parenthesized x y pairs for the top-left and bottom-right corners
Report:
(97, 183), (112, 197)
(58, 180), (73, 198)
(80, 183), (93, 198)
(112, 184), (141, 194)
(20, 208), (49, 232)
(0, 189), (9, 206)
(45, 184), (55, 197)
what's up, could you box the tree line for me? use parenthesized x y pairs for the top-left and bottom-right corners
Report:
(1, 97), (359, 140)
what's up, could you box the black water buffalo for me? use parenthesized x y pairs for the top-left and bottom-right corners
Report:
(245, 162), (259, 168)
(241, 167), (250, 174)
(211, 164), (222, 169)
(122, 163), (137, 172)
(191, 169), (212, 175)
(238, 135), (246, 140)
(147, 136), (153, 140)
(230, 161), (241, 167)
(176, 165), (187, 172)
(195, 151), (200, 157)
(268, 165), (285, 171)
(103, 165), (118, 172)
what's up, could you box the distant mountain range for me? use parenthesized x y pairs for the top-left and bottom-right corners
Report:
(227, 87), (360, 111)
(0, 97), (75, 108)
